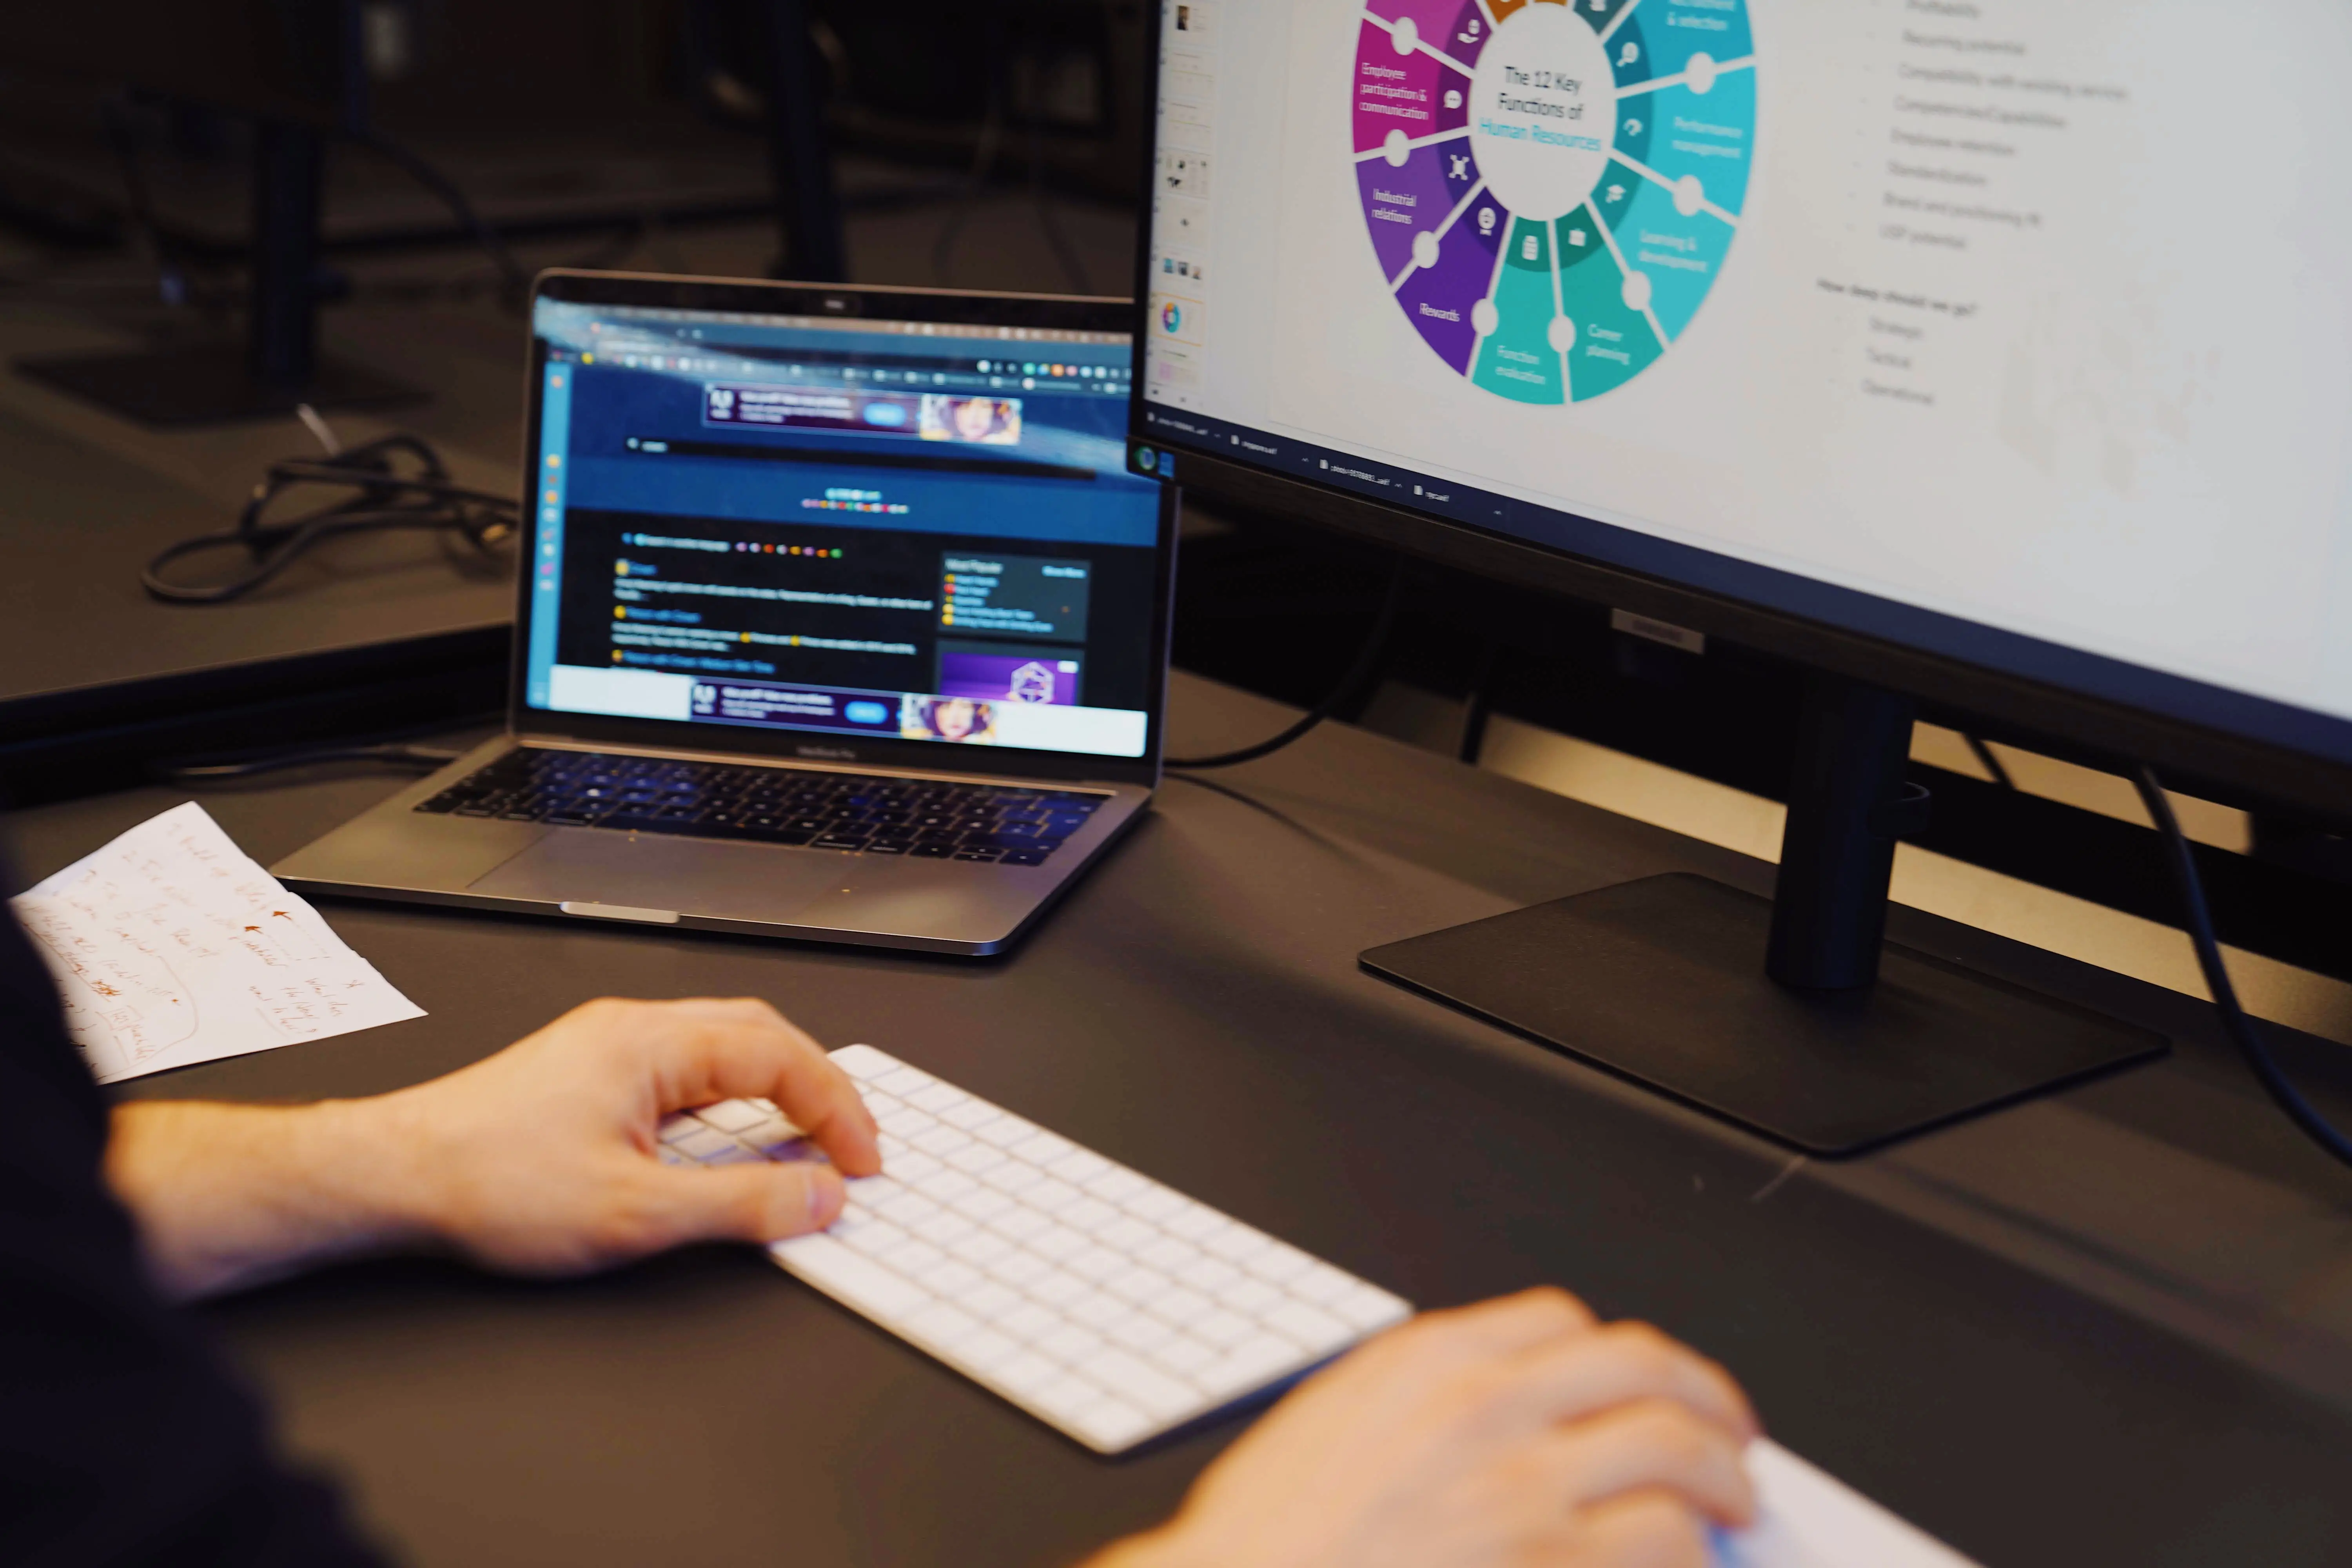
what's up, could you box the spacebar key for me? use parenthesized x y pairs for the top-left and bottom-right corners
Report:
(770, 1232), (929, 1318)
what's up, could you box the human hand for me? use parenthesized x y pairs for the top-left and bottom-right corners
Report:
(366, 995), (881, 1276)
(1093, 1288), (1759, 1568)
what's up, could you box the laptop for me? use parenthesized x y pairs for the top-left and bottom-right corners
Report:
(272, 271), (1176, 956)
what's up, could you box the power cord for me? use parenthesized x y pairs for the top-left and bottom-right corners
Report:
(154, 742), (464, 784)
(2133, 765), (2352, 1170)
(1167, 564), (1405, 771)
(140, 408), (518, 604)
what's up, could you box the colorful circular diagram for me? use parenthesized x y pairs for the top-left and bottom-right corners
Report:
(1353, 0), (1755, 403)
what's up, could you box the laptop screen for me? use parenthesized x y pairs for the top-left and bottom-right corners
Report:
(522, 295), (1161, 760)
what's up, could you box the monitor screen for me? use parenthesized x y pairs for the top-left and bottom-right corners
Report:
(1139, 0), (2352, 770)
(524, 296), (1161, 760)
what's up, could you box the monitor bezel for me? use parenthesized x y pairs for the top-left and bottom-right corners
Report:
(1121, 9), (2352, 824)
(518, 270), (1173, 788)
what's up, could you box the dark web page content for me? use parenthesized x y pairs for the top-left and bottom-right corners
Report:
(526, 302), (1160, 760)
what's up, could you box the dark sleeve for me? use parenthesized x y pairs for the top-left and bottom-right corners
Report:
(0, 909), (392, 1567)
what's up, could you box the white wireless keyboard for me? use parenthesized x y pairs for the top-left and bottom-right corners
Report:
(657, 1044), (1413, 1453)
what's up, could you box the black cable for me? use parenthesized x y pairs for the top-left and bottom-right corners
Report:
(156, 743), (464, 783)
(141, 430), (518, 604)
(2133, 765), (2352, 1170)
(1167, 565), (1405, 771)
(1964, 732), (2016, 790)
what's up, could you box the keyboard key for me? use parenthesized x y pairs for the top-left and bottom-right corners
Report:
(994, 1352), (1063, 1399)
(1225, 1278), (1284, 1316)
(1265, 1301), (1354, 1356)
(918, 1259), (986, 1298)
(1025, 1177), (1083, 1212)
(1149, 1335), (1217, 1378)
(1089, 1168), (1150, 1205)
(1291, 1264), (1357, 1306)
(940, 1099), (1002, 1131)
(1207, 1334), (1309, 1394)
(1122, 1185), (1187, 1223)
(974, 1115), (1038, 1149)
(670, 1125), (742, 1161)
(695, 1099), (769, 1134)
(1069, 1292), (1129, 1330)
(1098, 1216), (1158, 1254)
(1029, 1270), (1089, 1308)
(1033, 1373), (1103, 1421)
(964, 1281), (1022, 1320)
(906, 1301), (981, 1347)
(944, 1142), (1007, 1176)
(1049, 1148), (1114, 1184)
(908, 1082), (967, 1114)
(1103, 1267), (1172, 1305)
(1191, 1309), (1255, 1348)
(841, 1219), (907, 1258)
(1247, 1243), (1317, 1285)
(950, 1188), (1016, 1224)
(771, 1234), (927, 1319)
(1061, 1197), (1121, 1234)
(1077, 1349), (1200, 1419)
(987, 1207), (1053, 1244)
(998, 1301), (1058, 1341)
(1071, 1398), (1152, 1449)
(1332, 1284), (1412, 1332)
(1067, 1246), (1127, 1283)
(1144, 1286), (1213, 1327)
(911, 1124), (972, 1156)
(1028, 1226), (1088, 1262)
(960, 1328), (1022, 1372)
(833, 1044), (896, 1079)
(1011, 1130), (1076, 1165)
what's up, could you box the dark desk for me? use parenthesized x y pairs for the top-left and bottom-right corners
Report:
(0, 403), (511, 800)
(8, 671), (2351, 1567)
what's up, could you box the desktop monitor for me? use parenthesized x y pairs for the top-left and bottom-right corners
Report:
(1128, 0), (2352, 1153)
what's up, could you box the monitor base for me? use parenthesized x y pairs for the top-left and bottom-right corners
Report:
(1360, 872), (2167, 1157)
(16, 343), (423, 428)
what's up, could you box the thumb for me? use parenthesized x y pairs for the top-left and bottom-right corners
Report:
(634, 1158), (847, 1251)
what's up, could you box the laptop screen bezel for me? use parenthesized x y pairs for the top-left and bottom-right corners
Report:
(512, 270), (1172, 787)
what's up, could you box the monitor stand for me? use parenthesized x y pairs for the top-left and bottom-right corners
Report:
(18, 120), (420, 427)
(1361, 675), (2168, 1156)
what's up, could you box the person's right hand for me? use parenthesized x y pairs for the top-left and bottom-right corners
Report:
(1092, 1287), (1759, 1568)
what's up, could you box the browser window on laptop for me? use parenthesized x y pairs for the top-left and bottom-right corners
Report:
(523, 298), (1162, 760)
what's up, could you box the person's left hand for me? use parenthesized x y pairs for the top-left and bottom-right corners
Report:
(366, 995), (882, 1276)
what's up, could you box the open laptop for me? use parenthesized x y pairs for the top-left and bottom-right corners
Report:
(272, 271), (1175, 955)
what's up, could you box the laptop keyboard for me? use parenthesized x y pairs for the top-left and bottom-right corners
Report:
(415, 748), (1104, 866)
(664, 1045), (1413, 1454)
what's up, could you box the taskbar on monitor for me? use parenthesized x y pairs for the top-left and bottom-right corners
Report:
(1134, 403), (2352, 775)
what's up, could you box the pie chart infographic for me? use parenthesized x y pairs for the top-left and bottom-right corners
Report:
(1353, 0), (1755, 403)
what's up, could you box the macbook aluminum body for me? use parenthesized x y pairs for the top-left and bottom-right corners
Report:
(274, 271), (1175, 955)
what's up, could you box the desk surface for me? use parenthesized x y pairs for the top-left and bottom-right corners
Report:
(0, 403), (511, 728)
(8, 672), (2352, 1568)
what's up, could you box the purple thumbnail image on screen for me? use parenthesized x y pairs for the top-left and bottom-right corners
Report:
(938, 652), (1080, 706)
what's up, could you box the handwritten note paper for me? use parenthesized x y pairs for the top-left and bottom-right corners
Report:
(11, 802), (424, 1083)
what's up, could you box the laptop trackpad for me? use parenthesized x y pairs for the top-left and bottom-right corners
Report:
(467, 830), (846, 922)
